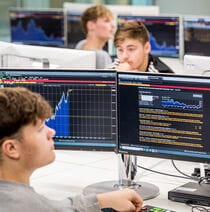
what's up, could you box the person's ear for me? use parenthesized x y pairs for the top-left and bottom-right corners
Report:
(1, 139), (20, 160)
(87, 20), (96, 32)
(144, 41), (151, 54)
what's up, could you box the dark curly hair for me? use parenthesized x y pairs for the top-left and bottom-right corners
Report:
(0, 87), (53, 143)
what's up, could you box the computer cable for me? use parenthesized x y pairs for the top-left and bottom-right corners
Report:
(138, 159), (199, 181)
(198, 176), (210, 185)
(202, 70), (210, 76)
(185, 201), (210, 212)
(191, 206), (210, 212)
(171, 160), (194, 179)
(137, 163), (195, 180)
(173, 160), (210, 184)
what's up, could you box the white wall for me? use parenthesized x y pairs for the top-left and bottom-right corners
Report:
(22, 0), (49, 8)
(155, 0), (210, 15)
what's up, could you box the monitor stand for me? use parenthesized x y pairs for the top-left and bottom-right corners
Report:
(83, 153), (159, 200)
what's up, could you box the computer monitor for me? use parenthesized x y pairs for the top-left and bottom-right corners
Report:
(65, 11), (86, 48)
(183, 16), (210, 56)
(117, 71), (210, 204)
(0, 41), (96, 69)
(184, 55), (210, 75)
(9, 8), (65, 47)
(0, 69), (117, 151)
(117, 15), (180, 58)
(117, 71), (210, 163)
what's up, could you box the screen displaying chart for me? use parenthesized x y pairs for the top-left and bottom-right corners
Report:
(117, 72), (210, 163)
(117, 15), (180, 58)
(0, 70), (117, 151)
(66, 11), (86, 48)
(183, 16), (210, 56)
(9, 9), (64, 47)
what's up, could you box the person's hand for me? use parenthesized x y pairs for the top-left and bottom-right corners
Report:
(96, 188), (143, 212)
(115, 62), (133, 71)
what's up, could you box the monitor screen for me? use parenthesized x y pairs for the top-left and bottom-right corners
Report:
(183, 16), (210, 56)
(65, 11), (86, 48)
(9, 9), (64, 47)
(117, 71), (210, 163)
(117, 15), (180, 58)
(0, 69), (117, 151)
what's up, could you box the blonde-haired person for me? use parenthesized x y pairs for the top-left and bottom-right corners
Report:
(0, 87), (143, 212)
(114, 21), (174, 73)
(75, 5), (115, 69)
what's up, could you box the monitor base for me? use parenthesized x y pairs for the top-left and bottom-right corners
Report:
(83, 180), (159, 200)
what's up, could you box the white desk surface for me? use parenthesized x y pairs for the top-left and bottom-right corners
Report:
(30, 150), (205, 212)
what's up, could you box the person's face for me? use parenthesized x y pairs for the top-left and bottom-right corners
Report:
(18, 119), (56, 170)
(116, 38), (150, 71)
(93, 16), (115, 41)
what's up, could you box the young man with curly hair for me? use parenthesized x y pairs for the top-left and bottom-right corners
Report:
(0, 87), (143, 212)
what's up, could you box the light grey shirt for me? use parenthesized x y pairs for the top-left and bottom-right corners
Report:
(75, 39), (112, 69)
(0, 180), (100, 212)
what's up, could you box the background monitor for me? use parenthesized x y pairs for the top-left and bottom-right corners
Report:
(184, 54), (210, 75)
(116, 15), (180, 58)
(9, 8), (65, 47)
(0, 41), (96, 69)
(0, 69), (117, 151)
(183, 16), (210, 56)
(65, 11), (85, 48)
(117, 71), (210, 164)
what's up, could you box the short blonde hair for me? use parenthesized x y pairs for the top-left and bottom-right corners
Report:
(81, 5), (113, 34)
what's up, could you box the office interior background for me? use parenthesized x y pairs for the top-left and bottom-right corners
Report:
(1, 1), (210, 211)
(1, 0), (210, 42)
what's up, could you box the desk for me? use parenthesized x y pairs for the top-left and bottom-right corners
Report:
(31, 150), (199, 212)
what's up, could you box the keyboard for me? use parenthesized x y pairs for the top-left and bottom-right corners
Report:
(140, 205), (176, 212)
(102, 205), (175, 212)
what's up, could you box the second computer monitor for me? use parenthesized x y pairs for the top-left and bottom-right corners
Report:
(0, 41), (96, 69)
(117, 71), (210, 164)
(183, 16), (210, 56)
